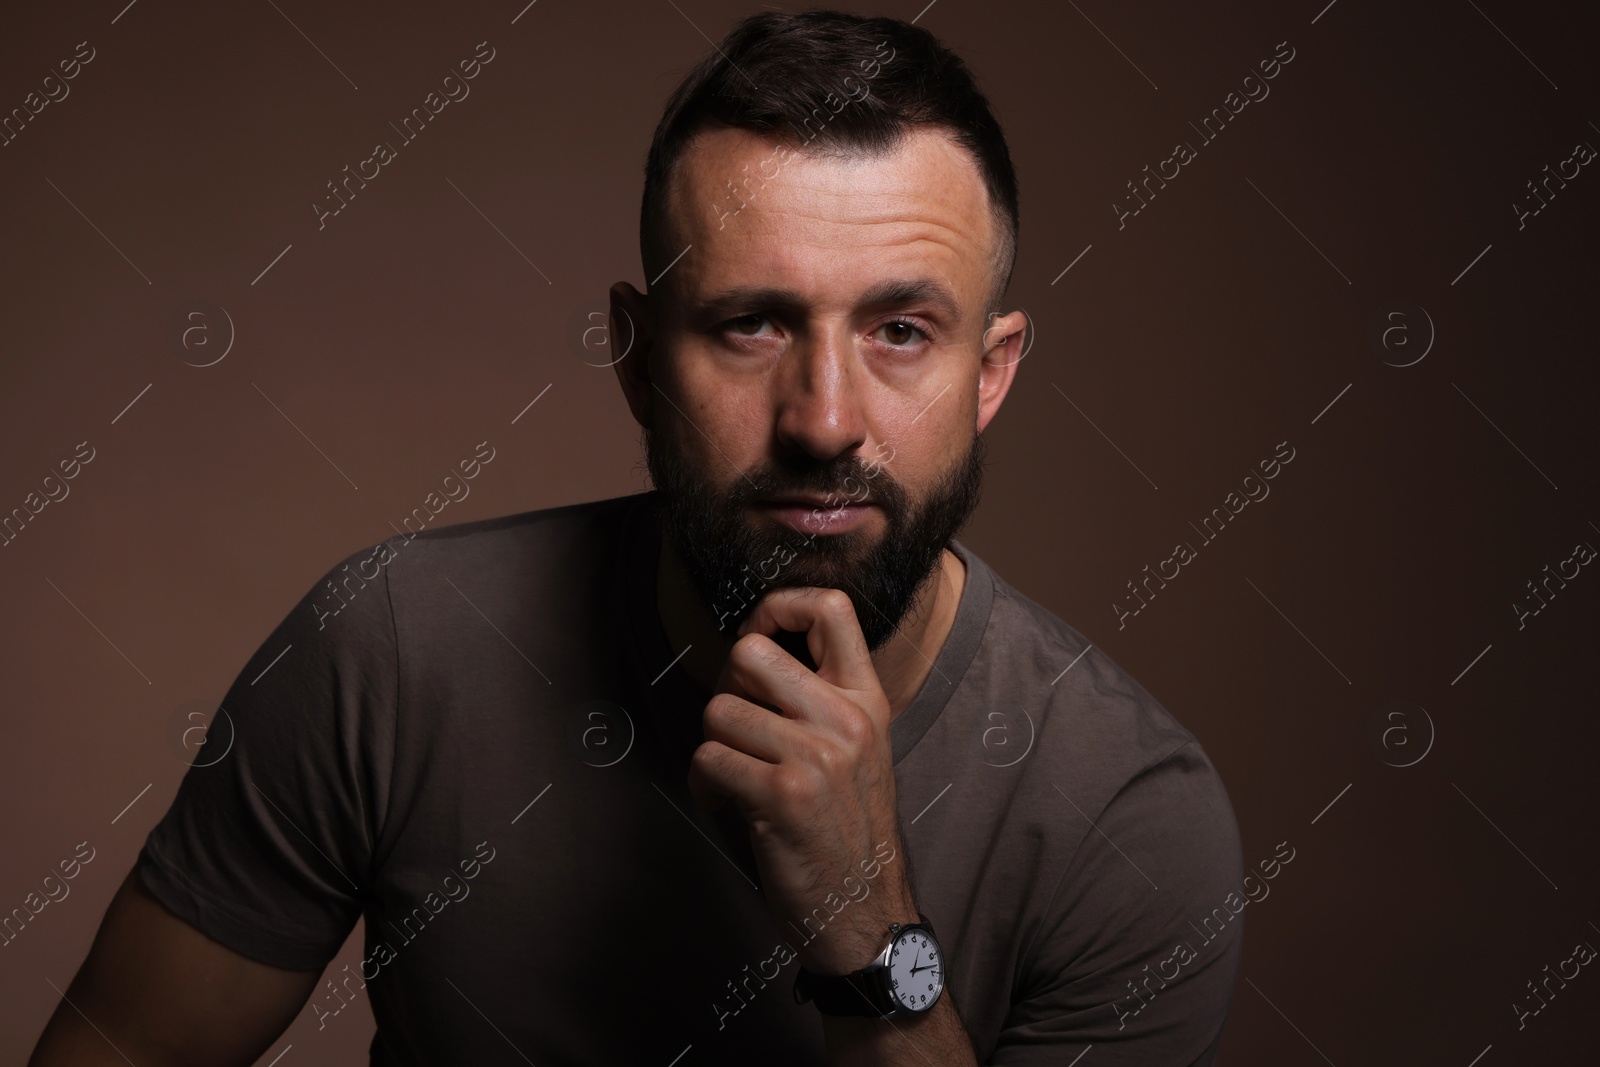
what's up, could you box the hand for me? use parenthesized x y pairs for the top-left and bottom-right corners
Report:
(686, 587), (916, 974)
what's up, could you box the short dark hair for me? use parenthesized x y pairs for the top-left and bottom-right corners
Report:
(639, 9), (1019, 314)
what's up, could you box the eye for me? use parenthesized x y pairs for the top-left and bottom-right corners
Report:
(874, 319), (929, 347)
(725, 314), (772, 337)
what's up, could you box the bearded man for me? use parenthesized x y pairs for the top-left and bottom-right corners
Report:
(32, 10), (1243, 1066)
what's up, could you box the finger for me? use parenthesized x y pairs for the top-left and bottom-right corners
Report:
(736, 587), (877, 693)
(685, 764), (728, 813)
(718, 633), (835, 725)
(688, 738), (779, 816)
(702, 689), (809, 761)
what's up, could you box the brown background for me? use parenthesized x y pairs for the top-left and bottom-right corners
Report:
(2, 0), (1596, 1062)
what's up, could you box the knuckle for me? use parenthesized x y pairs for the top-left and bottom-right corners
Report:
(691, 741), (720, 772)
(730, 632), (769, 666)
(836, 711), (872, 748)
(818, 588), (853, 617)
(704, 694), (740, 725)
(772, 769), (816, 806)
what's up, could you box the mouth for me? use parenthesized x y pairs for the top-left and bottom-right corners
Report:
(757, 493), (875, 510)
(752, 497), (878, 535)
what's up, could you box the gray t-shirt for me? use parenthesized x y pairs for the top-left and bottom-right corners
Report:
(138, 490), (1244, 1064)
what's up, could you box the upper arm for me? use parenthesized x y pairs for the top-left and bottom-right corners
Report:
(986, 741), (1246, 1065)
(30, 541), (403, 1063)
(28, 865), (321, 1067)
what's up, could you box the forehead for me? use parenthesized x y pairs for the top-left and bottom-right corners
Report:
(662, 125), (998, 313)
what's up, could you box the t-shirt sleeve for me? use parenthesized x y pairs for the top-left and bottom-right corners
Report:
(136, 541), (400, 971)
(986, 741), (1246, 1066)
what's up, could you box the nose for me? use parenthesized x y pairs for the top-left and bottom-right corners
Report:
(772, 326), (867, 462)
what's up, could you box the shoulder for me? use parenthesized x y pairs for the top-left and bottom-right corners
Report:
(967, 547), (1207, 790)
(312, 492), (644, 621)
(936, 546), (1245, 1057)
(359, 491), (640, 575)
(956, 544), (1240, 884)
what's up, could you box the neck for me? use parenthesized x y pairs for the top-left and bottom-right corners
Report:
(655, 536), (967, 721)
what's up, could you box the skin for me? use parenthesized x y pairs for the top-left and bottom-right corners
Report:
(29, 125), (1026, 1067)
(613, 125), (1026, 1066)
(27, 866), (319, 1065)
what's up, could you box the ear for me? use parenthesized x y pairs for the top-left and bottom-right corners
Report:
(610, 281), (655, 429)
(976, 309), (1027, 433)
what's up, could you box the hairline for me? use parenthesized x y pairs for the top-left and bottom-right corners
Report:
(648, 123), (1016, 315)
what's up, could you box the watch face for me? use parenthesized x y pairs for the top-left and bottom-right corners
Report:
(886, 927), (944, 1012)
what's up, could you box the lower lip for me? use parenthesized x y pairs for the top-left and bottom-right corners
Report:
(757, 502), (877, 535)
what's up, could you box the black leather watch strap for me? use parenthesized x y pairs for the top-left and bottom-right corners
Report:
(794, 966), (882, 1016)
(793, 915), (938, 1018)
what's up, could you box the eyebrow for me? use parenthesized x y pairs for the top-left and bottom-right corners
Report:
(688, 278), (965, 326)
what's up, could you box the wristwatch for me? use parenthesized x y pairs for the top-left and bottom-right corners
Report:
(793, 915), (945, 1019)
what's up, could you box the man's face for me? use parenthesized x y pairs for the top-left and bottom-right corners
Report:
(623, 125), (1021, 651)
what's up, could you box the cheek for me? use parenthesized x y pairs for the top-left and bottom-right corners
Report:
(886, 408), (974, 488)
(867, 450), (931, 513)
(673, 354), (784, 463)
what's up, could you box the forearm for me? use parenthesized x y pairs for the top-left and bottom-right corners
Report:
(30, 1008), (145, 1067)
(805, 871), (979, 1066)
(820, 990), (979, 1066)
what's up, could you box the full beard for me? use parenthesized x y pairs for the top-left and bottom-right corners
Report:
(643, 423), (986, 653)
